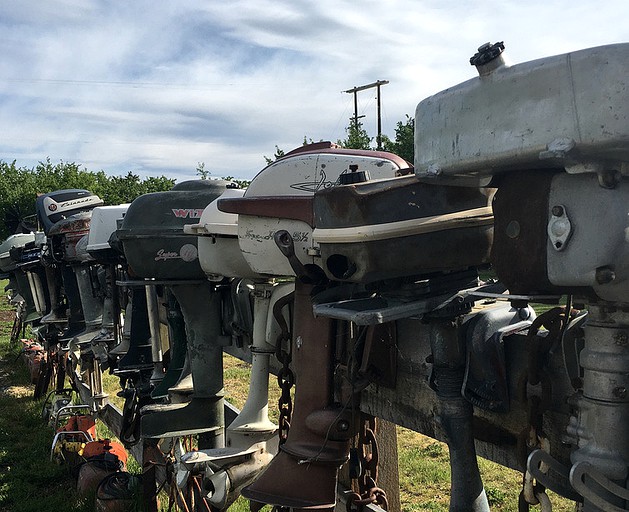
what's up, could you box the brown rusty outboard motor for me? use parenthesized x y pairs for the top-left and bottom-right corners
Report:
(312, 166), (503, 512)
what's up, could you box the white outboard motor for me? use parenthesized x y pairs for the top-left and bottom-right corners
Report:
(213, 144), (410, 510)
(181, 188), (293, 509)
(86, 204), (130, 348)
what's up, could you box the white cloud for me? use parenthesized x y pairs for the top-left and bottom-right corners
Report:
(0, 0), (628, 181)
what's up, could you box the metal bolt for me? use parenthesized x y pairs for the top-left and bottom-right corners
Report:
(595, 266), (616, 285)
(296, 336), (303, 349)
(337, 420), (350, 432)
(613, 386), (627, 399)
(599, 169), (620, 189)
(506, 220), (520, 239)
(551, 205), (564, 217)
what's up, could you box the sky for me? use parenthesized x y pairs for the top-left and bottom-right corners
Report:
(1, 1), (628, 182)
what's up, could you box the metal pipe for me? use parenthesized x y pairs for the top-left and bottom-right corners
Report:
(170, 281), (225, 448)
(145, 284), (164, 385)
(227, 281), (281, 443)
(429, 320), (490, 512)
(569, 304), (629, 511)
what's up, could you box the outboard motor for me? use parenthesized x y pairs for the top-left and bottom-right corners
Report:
(216, 144), (408, 509)
(174, 187), (293, 509)
(117, 179), (232, 444)
(0, 233), (37, 321)
(413, 42), (629, 512)
(311, 171), (500, 512)
(9, 236), (50, 325)
(86, 204), (130, 350)
(35, 189), (104, 342)
(48, 211), (103, 346)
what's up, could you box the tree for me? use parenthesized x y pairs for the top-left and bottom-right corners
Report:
(196, 162), (210, 180)
(221, 176), (251, 189)
(382, 115), (414, 163)
(263, 145), (286, 165)
(0, 160), (175, 239)
(337, 122), (372, 150)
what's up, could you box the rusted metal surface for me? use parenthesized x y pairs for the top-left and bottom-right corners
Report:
(243, 281), (351, 509)
(218, 196), (315, 227)
(313, 176), (495, 283)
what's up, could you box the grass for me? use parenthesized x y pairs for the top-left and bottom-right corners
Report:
(0, 299), (95, 511)
(0, 280), (578, 512)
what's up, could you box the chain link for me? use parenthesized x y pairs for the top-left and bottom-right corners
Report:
(347, 415), (388, 512)
(517, 304), (578, 511)
(273, 291), (294, 445)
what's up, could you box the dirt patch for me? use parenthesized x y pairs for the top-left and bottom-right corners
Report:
(0, 354), (29, 397)
(0, 310), (13, 323)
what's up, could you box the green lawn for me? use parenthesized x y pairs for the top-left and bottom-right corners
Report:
(0, 281), (577, 512)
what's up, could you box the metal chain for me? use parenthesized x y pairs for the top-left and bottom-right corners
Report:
(347, 415), (388, 512)
(517, 305), (576, 511)
(274, 291), (294, 445)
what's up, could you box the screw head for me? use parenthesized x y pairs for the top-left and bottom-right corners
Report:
(551, 205), (564, 217)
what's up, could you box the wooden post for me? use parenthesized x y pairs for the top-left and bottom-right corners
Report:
(375, 419), (401, 512)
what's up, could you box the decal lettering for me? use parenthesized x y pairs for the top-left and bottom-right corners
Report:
(242, 229), (309, 243)
(171, 208), (204, 218)
(154, 244), (199, 262)
(289, 169), (336, 193)
(155, 249), (181, 261)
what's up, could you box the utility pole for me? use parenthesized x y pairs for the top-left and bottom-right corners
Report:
(343, 79), (389, 150)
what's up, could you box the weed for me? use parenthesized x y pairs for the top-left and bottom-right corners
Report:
(485, 485), (507, 506)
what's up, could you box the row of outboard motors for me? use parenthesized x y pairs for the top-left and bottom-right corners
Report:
(3, 41), (629, 512)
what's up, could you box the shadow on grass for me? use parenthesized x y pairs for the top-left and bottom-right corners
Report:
(0, 341), (93, 512)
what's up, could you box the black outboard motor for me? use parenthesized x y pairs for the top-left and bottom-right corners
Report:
(117, 179), (232, 445)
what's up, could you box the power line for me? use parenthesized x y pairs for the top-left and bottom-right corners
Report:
(343, 80), (389, 149)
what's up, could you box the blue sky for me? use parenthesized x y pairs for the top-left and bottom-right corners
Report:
(1, 0), (628, 181)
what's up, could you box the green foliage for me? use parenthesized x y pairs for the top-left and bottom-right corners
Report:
(0, 159), (175, 239)
(485, 486), (507, 506)
(382, 115), (415, 163)
(196, 162), (210, 180)
(337, 121), (372, 150)
(263, 145), (286, 165)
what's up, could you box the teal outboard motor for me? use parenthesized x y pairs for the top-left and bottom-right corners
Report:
(117, 179), (233, 446)
(9, 236), (50, 328)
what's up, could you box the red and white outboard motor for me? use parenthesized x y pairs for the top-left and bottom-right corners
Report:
(48, 211), (104, 349)
(214, 144), (409, 509)
(116, 179), (233, 447)
(176, 188), (293, 509)
(35, 190), (104, 342)
(413, 42), (629, 512)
